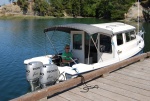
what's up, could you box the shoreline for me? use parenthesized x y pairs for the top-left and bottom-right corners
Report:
(0, 14), (86, 19)
(0, 15), (57, 19)
(0, 14), (143, 25)
(0, 2), (143, 21)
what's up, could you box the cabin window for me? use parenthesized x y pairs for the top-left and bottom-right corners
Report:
(117, 34), (123, 45)
(125, 32), (130, 42)
(130, 31), (136, 40)
(73, 34), (82, 50)
(100, 34), (112, 53)
(125, 31), (136, 42)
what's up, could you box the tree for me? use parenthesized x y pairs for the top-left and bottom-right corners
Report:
(81, 0), (99, 17)
(72, 0), (80, 17)
(33, 0), (51, 16)
(95, 0), (135, 20)
(17, 0), (29, 14)
(63, 0), (72, 15)
(16, 0), (136, 20)
(49, 0), (64, 17)
(96, 0), (112, 19)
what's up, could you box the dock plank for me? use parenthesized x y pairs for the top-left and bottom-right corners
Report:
(117, 67), (150, 77)
(46, 58), (150, 101)
(96, 78), (150, 97)
(106, 73), (150, 91)
(116, 69), (150, 81)
(78, 81), (138, 101)
(58, 90), (92, 101)
(109, 73), (150, 86)
(125, 65), (150, 74)
(48, 96), (69, 101)
(70, 87), (115, 101)
(87, 80), (150, 101)
(135, 61), (150, 68)
(132, 64), (150, 71)
(140, 58), (150, 63)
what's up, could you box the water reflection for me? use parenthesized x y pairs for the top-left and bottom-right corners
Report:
(142, 22), (150, 52)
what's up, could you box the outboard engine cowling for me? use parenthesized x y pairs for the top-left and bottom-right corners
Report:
(26, 61), (43, 81)
(26, 61), (43, 91)
(39, 64), (59, 88)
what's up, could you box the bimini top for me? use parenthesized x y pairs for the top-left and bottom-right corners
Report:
(44, 22), (136, 36)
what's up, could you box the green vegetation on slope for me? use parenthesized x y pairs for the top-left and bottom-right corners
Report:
(16, 0), (137, 20)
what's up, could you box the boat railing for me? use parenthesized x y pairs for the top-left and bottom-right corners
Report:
(106, 23), (125, 30)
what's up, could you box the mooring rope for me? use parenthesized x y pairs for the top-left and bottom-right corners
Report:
(78, 74), (99, 93)
(73, 68), (99, 93)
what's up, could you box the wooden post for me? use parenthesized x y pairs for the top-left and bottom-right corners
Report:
(140, 58), (144, 62)
(147, 52), (150, 57)
(102, 72), (109, 78)
(39, 97), (47, 101)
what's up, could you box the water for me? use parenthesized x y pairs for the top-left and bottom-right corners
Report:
(0, 18), (149, 101)
(143, 22), (150, 52)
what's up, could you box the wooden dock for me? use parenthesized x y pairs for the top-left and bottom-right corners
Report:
(48, 58), (150, 101)
(11, 52), (150, 101)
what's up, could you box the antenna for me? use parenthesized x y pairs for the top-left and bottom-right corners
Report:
(137, 0), (140, 32)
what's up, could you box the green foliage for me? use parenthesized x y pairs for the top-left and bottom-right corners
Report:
(33, 0), (51, 16)
(49, 0), (64, 17)
(81, 0), (99, 17)
(71, 0), (80, 17)
(96, 0), (135, 20)
(96, 0), (113, 19)
(49, 0), (135, 20)
(17, 0), (29, 14)
(17, 0), (136, 20)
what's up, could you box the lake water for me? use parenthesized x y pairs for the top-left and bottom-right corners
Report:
(0, 18), (149, 101)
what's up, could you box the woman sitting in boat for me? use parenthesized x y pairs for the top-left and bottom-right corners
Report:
(61, 45), (75, 66)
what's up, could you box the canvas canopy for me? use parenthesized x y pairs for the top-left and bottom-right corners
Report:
(44, 23), (136, 36)
(44, 23), (113, 36)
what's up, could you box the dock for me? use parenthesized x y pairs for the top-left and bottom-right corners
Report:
(11, 52), (150, 101)
(48, 58), (150, 101)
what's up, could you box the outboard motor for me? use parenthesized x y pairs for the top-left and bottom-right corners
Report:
(39, 64), (59, 88)
(26, 61), (43, 91)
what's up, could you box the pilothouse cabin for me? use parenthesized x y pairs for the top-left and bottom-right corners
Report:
(71, 30), (113, 64)
(44, 22), (142, 66)
(24, 22), (144, 90)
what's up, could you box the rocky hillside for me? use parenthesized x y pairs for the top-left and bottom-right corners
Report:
(0, 2), (34, 16)
(0, 4), (21, 16)
(125, 2), (144, 21)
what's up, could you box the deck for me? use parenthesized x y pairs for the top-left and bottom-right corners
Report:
(11, 52), (150, 101)
(48, 58), (150, 101)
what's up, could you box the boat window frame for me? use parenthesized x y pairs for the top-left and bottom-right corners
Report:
(73, 34), (82, 50)
(125, 30), (136, 43)
(130, 30), (136, 40)
(116, 33), (123, 46)
(125, 32), (131, 42)
(99, 34), (112, 53)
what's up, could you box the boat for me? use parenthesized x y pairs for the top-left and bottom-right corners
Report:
(24, 22), (144, 91)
